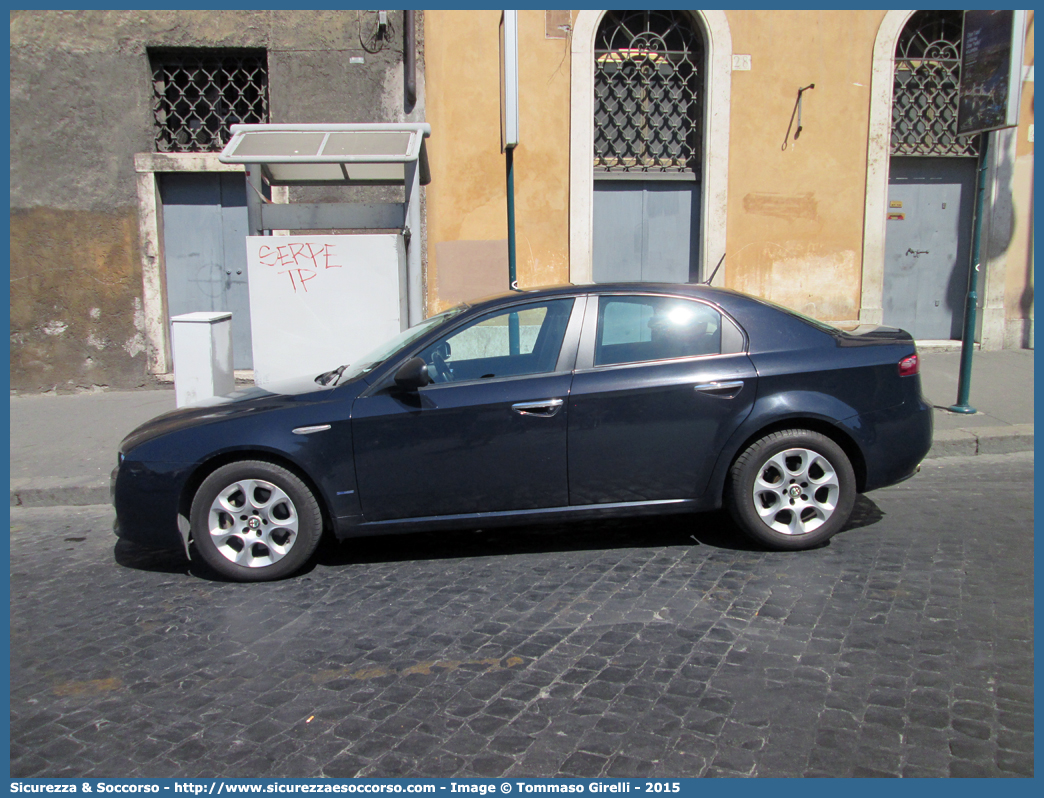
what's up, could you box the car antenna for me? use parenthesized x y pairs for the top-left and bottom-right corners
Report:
(702, 252), (726, 286)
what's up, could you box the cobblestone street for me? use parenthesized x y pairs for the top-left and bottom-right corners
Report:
(10, 452), (1034, 778)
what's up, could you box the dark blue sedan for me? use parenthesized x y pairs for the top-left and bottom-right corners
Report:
(113, 284), (933, 581)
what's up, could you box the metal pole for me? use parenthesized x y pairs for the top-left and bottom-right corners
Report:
(948, 132), (990, 414)
(245, 164), (264, 237)
(506, 144), (520, 355)
(404, 159), (423, 327)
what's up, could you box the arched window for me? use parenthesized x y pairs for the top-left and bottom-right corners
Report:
(591, 11), (706, 284)
(594, 10), (704, 176)
(892, 10), (979, 157)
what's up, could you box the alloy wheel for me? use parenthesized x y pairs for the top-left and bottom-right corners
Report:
(751, 447), (840, 536)
(207, 479), (300, 567)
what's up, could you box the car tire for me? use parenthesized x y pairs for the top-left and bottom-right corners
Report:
(189, 460), (323, 582)
(726, 429), (856, 550)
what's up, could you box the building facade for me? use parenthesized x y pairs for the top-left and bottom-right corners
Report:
(9, 10), (1033, 394)
(10, 10), (424, 392)
(423, 9), (1034, 346)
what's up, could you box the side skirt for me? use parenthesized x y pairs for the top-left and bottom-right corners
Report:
(333, 498), (703, 540)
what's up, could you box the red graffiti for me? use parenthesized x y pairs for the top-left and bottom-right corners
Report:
(257, 241), (343, 294)
(277, 268), (319, 293)
(257, 242), (342, 272)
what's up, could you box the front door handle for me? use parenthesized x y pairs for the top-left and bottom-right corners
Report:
(512, 398), (564, 417)
(694, 380), (744, 399)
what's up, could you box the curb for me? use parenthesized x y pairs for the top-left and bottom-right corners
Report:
(10, 477), (110, 509)
(10, 424), (1032, 509)
(925, 424), (1034, 459)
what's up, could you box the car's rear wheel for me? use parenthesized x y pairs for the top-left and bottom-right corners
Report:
(189, 460), (323, 581)
(726, 429), (856, 550)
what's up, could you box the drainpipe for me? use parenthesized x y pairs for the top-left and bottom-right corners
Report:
(404, 10), (416, 110)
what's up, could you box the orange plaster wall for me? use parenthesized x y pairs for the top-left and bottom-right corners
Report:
(723, 10), (888, 322)
(423, 10), (571, 313)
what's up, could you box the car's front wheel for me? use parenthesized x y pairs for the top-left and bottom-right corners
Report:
(726, 429), (856, 550)
(189, 460), (323, 581)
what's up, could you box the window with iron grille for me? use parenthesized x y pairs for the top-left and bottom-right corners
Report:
(892, 11), (979, 157)
(150, 50), (269, 153)
(594, 10), (704, 177)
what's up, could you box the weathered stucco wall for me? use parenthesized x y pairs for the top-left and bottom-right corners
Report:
(10, 208), (145, 390)
(723, 10), (885, 322)
(423, 10), (571, 313)
(10, 10), (421, 392)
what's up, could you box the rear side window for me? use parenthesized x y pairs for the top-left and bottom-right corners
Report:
(595, 296), (723, 366)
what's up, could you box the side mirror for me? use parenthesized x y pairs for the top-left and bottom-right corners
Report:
(393, 356), (432, 390)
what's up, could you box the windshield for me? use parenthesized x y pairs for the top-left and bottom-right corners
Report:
(331, 305), (468, 385)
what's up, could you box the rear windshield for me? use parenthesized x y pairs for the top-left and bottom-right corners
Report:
(754, 297), (841, 335)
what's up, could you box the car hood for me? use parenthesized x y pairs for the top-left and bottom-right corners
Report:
(119, 374), (348, 454)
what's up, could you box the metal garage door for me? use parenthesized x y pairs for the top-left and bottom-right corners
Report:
(883, 157), (976, 340)
(593, 180), (701, 283)
(160, 173), (253, 369)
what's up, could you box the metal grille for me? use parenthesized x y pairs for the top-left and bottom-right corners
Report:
(594, 10), (704, 176)
(892, 11), (979, 157)
(151, 50), (269, 153)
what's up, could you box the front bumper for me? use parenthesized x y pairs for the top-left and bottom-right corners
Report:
(111, 459), (191, 552)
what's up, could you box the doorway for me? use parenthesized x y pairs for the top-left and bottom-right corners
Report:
(160, 172), (253, 369)
(591, 10), (705, 283)
(883, 157), (976, 339)
(593, 180), (701, 282)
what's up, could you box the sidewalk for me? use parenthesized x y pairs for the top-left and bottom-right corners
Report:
(9, 350), (1034, 508)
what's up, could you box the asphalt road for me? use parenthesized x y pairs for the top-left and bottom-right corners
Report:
(9, 452), (1034, 779)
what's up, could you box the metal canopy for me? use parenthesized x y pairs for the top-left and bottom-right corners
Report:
(218, 122), (432, 327)
(219, 123), (431, 186)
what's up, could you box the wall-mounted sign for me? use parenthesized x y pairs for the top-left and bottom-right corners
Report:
(887, 213), (905, 221)
(957, 10), (1027, 136)
(889, 200), (903, 208)
(500, 10), (520, 151)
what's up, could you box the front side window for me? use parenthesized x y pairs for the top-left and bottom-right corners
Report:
(418, 299), (574, 383)
(595, 295), (721, 366)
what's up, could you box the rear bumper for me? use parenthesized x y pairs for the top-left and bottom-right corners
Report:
(847, 397), (933, 492)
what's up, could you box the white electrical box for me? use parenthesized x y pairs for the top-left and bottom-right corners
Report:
(171, 311), (235, 408)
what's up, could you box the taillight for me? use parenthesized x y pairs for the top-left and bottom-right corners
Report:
(898, 354), (919, 377)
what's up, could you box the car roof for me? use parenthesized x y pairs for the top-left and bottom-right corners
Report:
(465, 282), (749, 312)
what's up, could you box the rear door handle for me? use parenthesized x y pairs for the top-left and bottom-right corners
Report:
(512, 398), (564, 417)
(694, 380), (744, 398)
